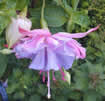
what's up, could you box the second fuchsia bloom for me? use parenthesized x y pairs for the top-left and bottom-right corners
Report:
(13, 25), (100, 98)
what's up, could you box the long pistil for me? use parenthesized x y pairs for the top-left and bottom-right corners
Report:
(47, 71), (51, 99)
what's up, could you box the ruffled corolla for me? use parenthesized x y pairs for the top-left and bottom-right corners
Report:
(13, 25), (100, 98)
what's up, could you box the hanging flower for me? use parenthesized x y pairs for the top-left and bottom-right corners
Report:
(6, 16), (32, 48)
(12, 25), (100, 98)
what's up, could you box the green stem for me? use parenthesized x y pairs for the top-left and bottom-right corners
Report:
(67, 16), (75, 32)
(40, 0), (48, 29)
(20, 6), (27, 18)
(41, 0), (45, 22)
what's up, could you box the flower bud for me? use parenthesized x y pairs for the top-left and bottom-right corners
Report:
(6, 16), (32, 48)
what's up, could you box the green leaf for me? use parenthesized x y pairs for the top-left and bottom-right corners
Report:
(6, 85), (16, 94)
(37, 84), (47, 96)
(83, 91), (102, 101)
(82, 1), (89, 8)
(0, 16), (10, 35)
(96, 81), (105, 96)
(16, 0), (29, 10)
(69, 91), (81, 100)
(50, 26), (65, 34)
(56, 96), (67, 101)
(53, 0), (62, 6)
(45, 6), (67, 27)
(30, 17), (40, 29)
(0, 7), (16, 35)
(74, 70), (89, 90)
(29, 8), (41, 28)
(0, 38), (5, 49)
(71, 0), (79, 11)
(87, 61), (104, 74)
(29, 95), (41, 101)
(71, 11), (90, 27)
(54, 0), (73, 15)
(13, 92), (25, 99)
(30, 6), (67, 27)
(13, 68), (22, 78)
(0, 53), (8, 77)
(6, 0), (16, 8)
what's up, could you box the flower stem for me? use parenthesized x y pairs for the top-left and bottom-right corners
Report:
(20, 6), (27, 18)
(40, 0), (48, 29)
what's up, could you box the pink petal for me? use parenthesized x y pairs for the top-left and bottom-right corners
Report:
(67, 40), (86, 59)
(22, 36), (45, 53)
(53, 25), (100, 39)
(19, 27), (51, 37)
(19, 27), (31, 36)
(30, 29), (51, 36)
(46, 37), (60, 49)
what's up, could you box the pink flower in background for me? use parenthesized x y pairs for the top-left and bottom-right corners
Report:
(13, 25), (100, 98)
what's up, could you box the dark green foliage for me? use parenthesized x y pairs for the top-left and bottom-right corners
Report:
(0, 53), (8, 77)
(0, 0), (105, 101)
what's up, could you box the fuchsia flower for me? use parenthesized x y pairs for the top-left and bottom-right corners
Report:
(13, 25), (100, 98)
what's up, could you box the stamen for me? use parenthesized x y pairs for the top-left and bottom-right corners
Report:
(39, 70), (42, 75)
(60, 68), (65, 76)
(42, 72), (45, 83)
(59, 68), (66, 81)
(52, 70), (56, 81)
(47, 71), (51, 99)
